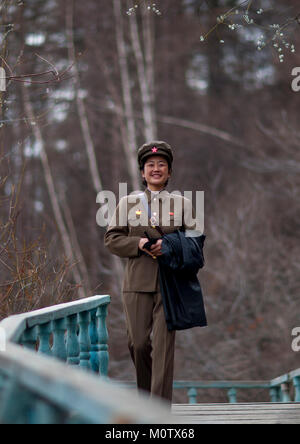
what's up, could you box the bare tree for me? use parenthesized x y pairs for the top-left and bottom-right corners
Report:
(66, 0), (124, 294)
(128, 0), (157, 140)
(22, 85), (86, 299)
(113, 0), (140, 191)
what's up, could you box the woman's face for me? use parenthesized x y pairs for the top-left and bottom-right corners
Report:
(142, 155), (171, 190)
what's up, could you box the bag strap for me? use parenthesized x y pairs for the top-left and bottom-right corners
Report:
(138, 192), (165, 237)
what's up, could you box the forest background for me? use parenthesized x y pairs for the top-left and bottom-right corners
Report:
(0, 0), (299, 403)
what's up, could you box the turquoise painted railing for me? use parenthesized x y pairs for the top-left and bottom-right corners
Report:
(0, 295), (175, 424)
(173, 373), (300, 403)
(0, 295), (110, 375)
(121, 371), (300, 404)
(1, 295), (299, 423)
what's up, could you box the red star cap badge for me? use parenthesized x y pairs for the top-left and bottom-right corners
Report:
(151, 146), (158, 152)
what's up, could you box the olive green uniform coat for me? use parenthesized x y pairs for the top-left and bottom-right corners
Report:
(104, 187), (198, 402)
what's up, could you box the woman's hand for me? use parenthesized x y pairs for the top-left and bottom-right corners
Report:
(150, 239), (163, 256)
(138, 238), (156, 258)
(138, 238), (163, 258)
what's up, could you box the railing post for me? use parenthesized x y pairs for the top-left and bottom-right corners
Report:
(78, 311), (91, 370)
(52, 318), (67, 362)
(96, 304), (109, 377)
(66, 314), (80, 366)
(89, 309), (100, 373)
(187, 387), (197, 404)
(21, 326), (37, 351)
(269, 387), (280, 402)
(280, 383), (291, 402)
(227, 388), (237, 403)
(293, 376), (300, 402)
(37, 322), (52, 356)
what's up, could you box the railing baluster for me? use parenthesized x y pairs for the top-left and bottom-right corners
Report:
(293, 376), (300, 402)
(89, 309), (100, 373)
(228, 388), (237, 403)
(66, 314), (80, 366)
(280, 383), (291, 402)
(269, 387), (280, 402)
(52, 318), (67, 362)
(187, 387), (197, 404)
(78, 311), (91, 370)
(97, 304), (109, 377)
(21, 326), (37, 351)
(37, 322), (52, 356)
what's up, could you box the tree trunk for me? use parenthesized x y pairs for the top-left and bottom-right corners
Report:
(129, 1), (157, 141)
(113, 0), (140, 191)
(66, 0), (123, 293)
(22, 86), (86, 299)
(141, 1), (157, 138)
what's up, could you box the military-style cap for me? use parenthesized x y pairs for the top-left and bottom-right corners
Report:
(137, 141), (173, 168)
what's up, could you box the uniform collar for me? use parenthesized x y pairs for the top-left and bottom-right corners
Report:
(144, 187), (169, 203)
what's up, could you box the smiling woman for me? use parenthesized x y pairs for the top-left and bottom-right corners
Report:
(139, 142), (173, 191)
(104, 140), (201, 405)
(142, 155), (171, 191)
